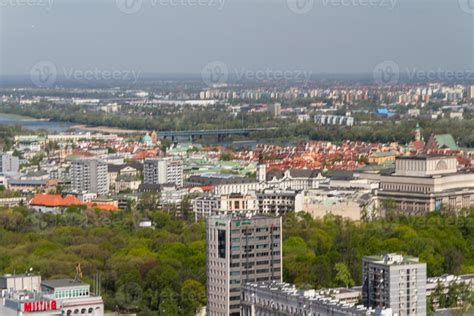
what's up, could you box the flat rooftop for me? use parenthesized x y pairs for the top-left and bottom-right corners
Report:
(41, 279), (89, 289)
(209, 213), (279, 221)
(396, 155), (449, 160)
(364, 253), (422, 266)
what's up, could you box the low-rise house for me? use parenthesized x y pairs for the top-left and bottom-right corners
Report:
(114, 175), (141, 193)
(368, 151), (396, 165)
(107, 162), (142, 188)
(8, 179), (58, 193)
(29, 194), (119, 213)
(29, 194), (82, 213)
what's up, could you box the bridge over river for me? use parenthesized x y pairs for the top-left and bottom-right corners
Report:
(158, 128), (276, 141)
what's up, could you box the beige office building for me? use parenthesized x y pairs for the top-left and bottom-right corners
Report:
(206, 215), (282, 316)
(377, 156), (474, 214)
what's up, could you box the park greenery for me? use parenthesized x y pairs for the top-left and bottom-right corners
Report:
(0, 205), (473, 314)
(0, 125), (23, 151)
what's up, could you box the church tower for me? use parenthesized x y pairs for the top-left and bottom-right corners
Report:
(256, 154), (266, 183)
(415, 122), (422, 142)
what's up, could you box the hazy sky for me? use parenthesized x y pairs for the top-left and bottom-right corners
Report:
(1, 0), (473, 76)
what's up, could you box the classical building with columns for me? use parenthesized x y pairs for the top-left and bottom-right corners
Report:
(377, 156), (474, 214)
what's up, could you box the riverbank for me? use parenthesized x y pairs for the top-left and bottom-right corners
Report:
(71, 124), (146, 134)
(0, 112), (49, 121)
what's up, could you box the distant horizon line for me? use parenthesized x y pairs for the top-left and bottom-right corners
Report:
(2, 71), (474, 77)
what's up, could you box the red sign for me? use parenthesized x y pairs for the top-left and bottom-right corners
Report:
(21, 300), (57, 312)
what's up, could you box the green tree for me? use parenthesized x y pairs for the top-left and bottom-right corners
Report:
(334, 262), (355, 288)
(158, 288), (178, 316)
(180, 279), (206, 315)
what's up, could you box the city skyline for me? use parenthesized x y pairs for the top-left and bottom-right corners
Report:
(0, 0), (474, 315)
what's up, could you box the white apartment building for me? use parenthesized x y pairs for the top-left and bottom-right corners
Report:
(144, 157), (183, 187)
(242, 282), (392, 316)
(70, 158), (108, 196)
(255, 188), (304, 215)
(0, 153), (20, 177)
(314, 114), (355, 126)
(194, 189), (304, 219)
(193, 193), (259, 220)
(362, 254), (427, 316)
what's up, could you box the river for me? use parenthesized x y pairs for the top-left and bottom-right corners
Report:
(0, 113), (73, 132)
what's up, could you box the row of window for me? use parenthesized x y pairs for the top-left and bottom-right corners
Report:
(55, 288), (89, 299)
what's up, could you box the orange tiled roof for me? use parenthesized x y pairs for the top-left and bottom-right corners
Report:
(30, 194), (82, 207)
(85, 202), (118, 212)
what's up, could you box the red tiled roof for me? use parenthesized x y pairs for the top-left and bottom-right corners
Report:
(71, 149), (94, 157)
(199, 185), (213, 192)
(30, 194), (82, 207)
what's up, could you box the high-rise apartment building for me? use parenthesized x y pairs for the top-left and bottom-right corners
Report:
(267, 103), (281, 118)
(70, 158), (108, 196)
(362, 253), (426, 316)
(0, 153), (19, 176)
(143, 157), (183, 187)
(206, 214), (282, 316)
(469, 85), (474, 99)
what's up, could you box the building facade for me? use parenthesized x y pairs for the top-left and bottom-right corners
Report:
(0, 275), (103, 316)
(241, 282), (391, 316)
(377, 156), (474, 214)
(256, 188), (304, 215)
(314, 114), (354, 126)
(144, 157), (183, 187)
(194, 189), (304, 220)
(70, 158), (108, 196)
(206, 215), (282, 316)
(0, 153), (20, 177)
(362, 254), (427, 316)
